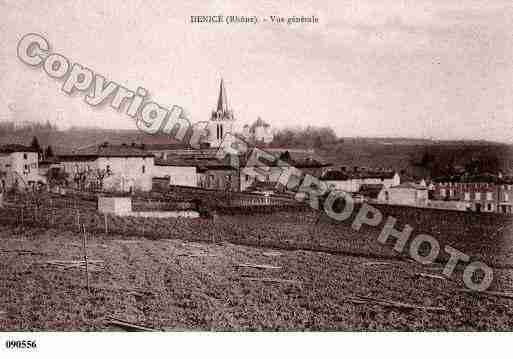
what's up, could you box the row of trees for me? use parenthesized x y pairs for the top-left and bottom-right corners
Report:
(271, 126), (340, 149)
(30, 136), (54, 159)
(48, 166), (113, 191)
(0, 119), (57, 133)
(414, 149), (503, 180)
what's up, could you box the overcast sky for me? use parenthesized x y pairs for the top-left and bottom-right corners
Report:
(1, 0), (512, 142)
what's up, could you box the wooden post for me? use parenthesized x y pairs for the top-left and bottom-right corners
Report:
(50, 199), (54, 226)
(82, 224), (90, 294)
(104, 213), (108, 235)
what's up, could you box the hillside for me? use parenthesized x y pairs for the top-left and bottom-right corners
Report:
(1, 122), (512, 180)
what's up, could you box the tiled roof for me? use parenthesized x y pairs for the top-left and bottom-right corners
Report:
(155, 154), (236, 172)
(155, 157), (220, 167)
(321, 170), (349, 181)
(321, 170), (396, 181)
(358, 184), (384, 199)
(391, 182), (426, 190)
(145, 143), (191, 151)
(244, 181), (280, 193)
(254, 149), (330, 168)
(59, 144), (154, 158)
(0, 144), (37, 154)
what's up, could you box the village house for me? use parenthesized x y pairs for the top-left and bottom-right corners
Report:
(152, 158), (197, 187)
(379, 182), (429, 207)
(198, 163), (240, 192)
(57, 143), (155, 192)
(242, 117), (274, 144)
(320, 167), (400, 193)
(0, 144), (44, 190)
(434, 181), (513, 213)
(240, 149), (331, 193)
(146, 145), (237, 191)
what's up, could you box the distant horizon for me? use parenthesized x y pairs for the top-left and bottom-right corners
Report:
(0, 117), (510, 146)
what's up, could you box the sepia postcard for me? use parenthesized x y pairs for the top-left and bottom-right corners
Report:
(1, 0), (512, 357)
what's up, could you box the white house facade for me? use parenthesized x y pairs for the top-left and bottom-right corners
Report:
(58, 144), (155, 192)
(321, 170), (400, 193)
(0, 145), (43, 189)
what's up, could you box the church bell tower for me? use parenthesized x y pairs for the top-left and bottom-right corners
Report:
(203, 78), (236, 148)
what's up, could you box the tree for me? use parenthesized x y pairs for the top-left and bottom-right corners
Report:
(73, 168), (89, 190)
(271, 126), (337, 149)
(44, 145), (54, 159)
(47, 167), (68, 186)
(30, 136), (42, 152)
(92, 168), (112, 190)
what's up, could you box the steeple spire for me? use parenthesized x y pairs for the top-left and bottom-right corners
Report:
(216, 78), (229, 113)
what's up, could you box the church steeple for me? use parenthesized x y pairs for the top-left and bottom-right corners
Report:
(211, 78), (234, 122)
(203, 78), (236, 148)
(217, 78), (229, 113)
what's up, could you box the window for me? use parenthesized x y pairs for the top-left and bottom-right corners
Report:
(217, 124), (223, 140)
(449, 189), (454, 197)
(23, 153), (27, 160)
(505, 193), (510, 202)
(142, 165), (146, 174)
(464, 192), (470, 201)
(487, 203), (492, 211)
(106, 165), (111, 173)
(440, 188), (446, 197)
(475, 192), (481, 201)
(486, 192), (493, 201)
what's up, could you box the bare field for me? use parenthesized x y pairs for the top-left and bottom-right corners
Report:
(1, 224), (513, 331)
(1, 193), (513, 330)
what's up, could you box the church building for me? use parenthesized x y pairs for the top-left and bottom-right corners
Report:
(201, 78), (236, 148)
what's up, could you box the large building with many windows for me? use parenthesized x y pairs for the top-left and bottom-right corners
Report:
(433, 181), (513, 213)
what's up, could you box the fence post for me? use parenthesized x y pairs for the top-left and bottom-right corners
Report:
(49, 199), (54, 226)
(82, 224), (90, 294)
